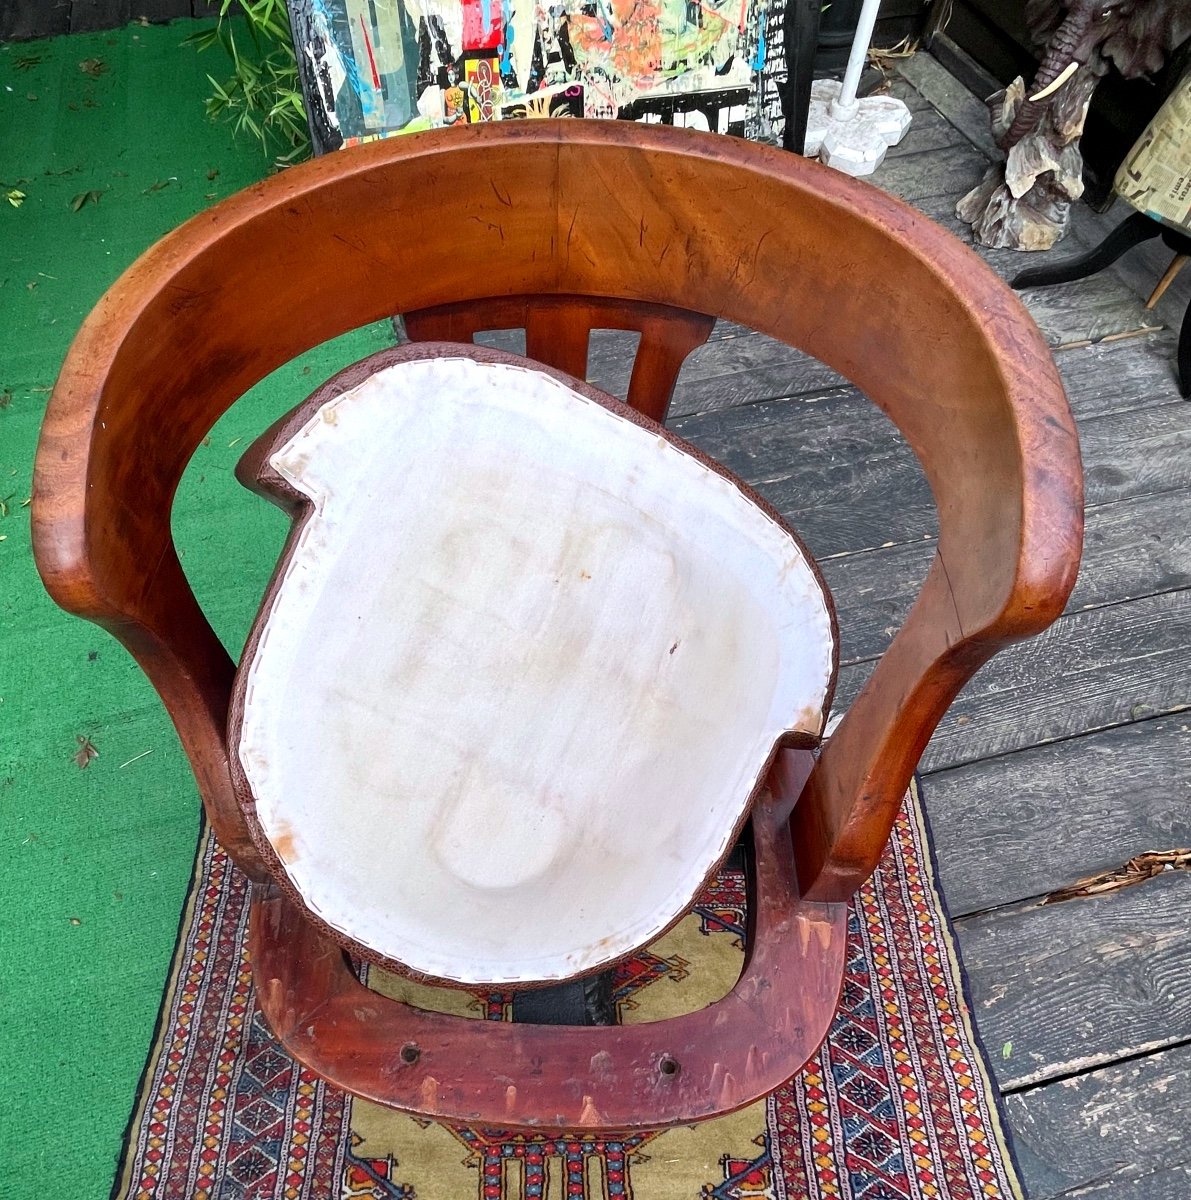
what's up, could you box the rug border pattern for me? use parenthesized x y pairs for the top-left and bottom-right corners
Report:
(110, 779), (1025, 1200)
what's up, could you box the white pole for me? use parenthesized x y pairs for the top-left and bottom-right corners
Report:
(831, 0), (883, 119)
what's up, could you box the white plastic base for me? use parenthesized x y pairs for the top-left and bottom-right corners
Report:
(804, 78), (913, 178)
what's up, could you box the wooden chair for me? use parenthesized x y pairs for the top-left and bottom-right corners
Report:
(32, 122), (1083, 1134)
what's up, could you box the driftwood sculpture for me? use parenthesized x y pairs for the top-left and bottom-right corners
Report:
(958, 0), (1190, 251)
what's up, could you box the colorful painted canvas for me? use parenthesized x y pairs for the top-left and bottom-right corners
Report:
(289, 0), (791, 153)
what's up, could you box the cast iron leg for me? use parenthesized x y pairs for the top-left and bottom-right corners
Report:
(1011, 211), (1162, 290)
(511, 970), (618, 1026)
(783, 0), (823, 154)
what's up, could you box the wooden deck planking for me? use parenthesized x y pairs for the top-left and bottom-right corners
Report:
(894, 49), (1000, 159)
(666, 338), (845, 417)
(822, 486), (1191, 668)
(676, 368), (1191, 567)
(927, 713), (1191, 916)
(1007, 1043), (1191, 1199)
(880, 104), (971, 159)
(865, 139), (991, 202)
(826, 588), (1191, 769)
(958, 869), (1191, 1089)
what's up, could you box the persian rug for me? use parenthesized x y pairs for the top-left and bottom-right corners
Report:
(112, 781), (1024, 1200)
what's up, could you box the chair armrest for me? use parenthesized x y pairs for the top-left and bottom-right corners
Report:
(792, 410), (1084, 902)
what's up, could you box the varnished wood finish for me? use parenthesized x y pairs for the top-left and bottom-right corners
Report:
(403, 294), (716, 422)
(250, 755), (849, 1132)
(32, 122), (1082, 908)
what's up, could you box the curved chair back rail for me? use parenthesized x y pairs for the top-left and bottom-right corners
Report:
(31, 121), (1084, 902)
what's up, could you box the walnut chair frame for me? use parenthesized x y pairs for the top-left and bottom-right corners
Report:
(33, 123), (1083, 1133)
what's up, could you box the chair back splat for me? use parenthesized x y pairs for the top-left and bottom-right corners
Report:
(33, 123), (1083, 1132)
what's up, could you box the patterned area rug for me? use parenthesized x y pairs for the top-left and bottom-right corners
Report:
(112, 782), (1023, 1200)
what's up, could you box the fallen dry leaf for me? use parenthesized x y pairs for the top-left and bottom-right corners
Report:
(73, 735), (99, 768)
(70, 189), (105, 212)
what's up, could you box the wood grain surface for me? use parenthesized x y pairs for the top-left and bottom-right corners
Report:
(1006, 1042), (1191, 1199)
(927, 713), (1191, 915)
(959, 870), (1191, 1090)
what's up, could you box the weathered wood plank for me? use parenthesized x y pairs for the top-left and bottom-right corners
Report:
(905, 588), (1191, 771)
(1, 0), (70, 39)
(1018, 279), (1162, 349)
(674, 380), (1191, 561)
(677, 385), (934, 559)
(668, 321), (1177, 424)
(884, 75), (934, 114)
(924, 713), (1191, 915)
(666, 337), (844, 417)
(1077, 402), (1191, 507)
(490, 315), (1178, 424)
(825, 486), (1191, 667)
(1006, 1042), (1191, 1200)
(819, 539), (931, 667)
(882, 106), (971, 159)
(833, 588), (1191, 765)
(878, 75), (936, 114)
(1075, 487), (1191, 607)
(1052, 330), (1182, 415)
(472, 323), (844, 411)
(895, 50), (1000, 160)
(70, 0), (130, 32)
(909, 191), (1164, 345)
(1036, 1164), (1191, 1200)
(870, 140), (988, 204)
(132, 0), (192, 22)
(956, 871), (1191, 1090)
(583, 327), (636, 399)
(1072, 196), (1191, 337)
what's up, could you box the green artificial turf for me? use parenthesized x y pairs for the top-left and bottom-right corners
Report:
(0, 23), (395, 1198)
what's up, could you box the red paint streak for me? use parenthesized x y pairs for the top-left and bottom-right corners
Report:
(462, 0), (503, 51)
(359, 16), (381, 90)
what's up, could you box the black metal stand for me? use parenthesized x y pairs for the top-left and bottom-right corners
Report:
(783, 0), (824, 155)
(1011, 211), (1191, 398)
